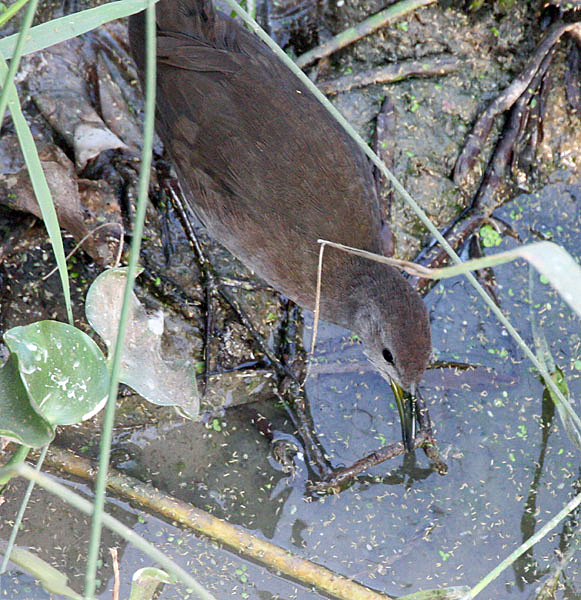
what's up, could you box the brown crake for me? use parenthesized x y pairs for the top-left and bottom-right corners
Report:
(129, 0), (432, 447)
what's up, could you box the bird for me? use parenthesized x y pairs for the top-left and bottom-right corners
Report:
(128, 0), (432, 451)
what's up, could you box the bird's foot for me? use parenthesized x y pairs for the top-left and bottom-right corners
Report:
(307, 428), (447, 496)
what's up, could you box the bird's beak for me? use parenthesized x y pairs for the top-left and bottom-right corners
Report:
(390, 380), (416, 452)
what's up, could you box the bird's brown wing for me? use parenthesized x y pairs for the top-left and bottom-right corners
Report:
(130, 2), (385, 309)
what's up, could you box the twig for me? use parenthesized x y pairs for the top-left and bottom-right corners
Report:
(317, 239), (436, 278)
(471, 44), (556, 211)
(295, 0), (436, 69)
(318, 55), (462, 95)
(43, 446), (395, 600)
(42, 222), (125, 280)
(110, 547), (120, 600)
(453, 22), (581, 185)
(565, 42), (581, 113)
(309, 242), (326, 372)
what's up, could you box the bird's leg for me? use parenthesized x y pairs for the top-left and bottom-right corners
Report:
(161, 175), (294, 389)
(306, 391), (447, 495)
(308, 423), (448, 495)
(273, 299), (335, 481)
(160, 172), (339, 479)
(414, 391), (447, 473)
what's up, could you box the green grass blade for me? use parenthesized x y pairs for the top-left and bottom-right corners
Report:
(0, 446), (48, 575)
(0, 0), (31, 29)
(84, 2), (158, 597)
(529, 267), (581, 448)
(0, 0), (157, 59)
(0, 0), (38, 155)
(0, 540), (82, 599)
(3, 463), (215, 600)
(461, 493), (581, 599)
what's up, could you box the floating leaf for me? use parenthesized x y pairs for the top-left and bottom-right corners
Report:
(400, 586), (471, 600)
(85, 268), (199, 419)
(129, 567), (176, 600)
(4, 321), (109, 426)
(479, 224), (502, 247)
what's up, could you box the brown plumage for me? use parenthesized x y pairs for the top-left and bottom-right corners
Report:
(129, 0), (431, 443)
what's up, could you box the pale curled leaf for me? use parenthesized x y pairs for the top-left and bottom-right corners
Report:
(85, 268), (199, 419)
(516, 242), (580, 317)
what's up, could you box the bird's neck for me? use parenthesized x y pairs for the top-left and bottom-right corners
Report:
(318, 255), (393, 334)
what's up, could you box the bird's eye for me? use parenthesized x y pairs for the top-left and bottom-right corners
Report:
(382, 348), (394, 365)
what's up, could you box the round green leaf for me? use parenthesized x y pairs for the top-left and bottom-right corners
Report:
(0, 355), (54, 447)
(4, 321), (109, 426)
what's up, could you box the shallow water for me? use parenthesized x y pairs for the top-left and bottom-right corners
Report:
(4, 185), (578, 600)
(1, 1), (580, 597)
(110, 184), (580, 599)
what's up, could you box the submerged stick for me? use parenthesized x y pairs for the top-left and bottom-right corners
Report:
(43, 446), (395, 600)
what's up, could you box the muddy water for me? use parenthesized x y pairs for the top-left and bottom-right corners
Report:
(0, 1), (580, 599)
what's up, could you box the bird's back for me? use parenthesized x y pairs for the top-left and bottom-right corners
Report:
(129, 0), (385, 321)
